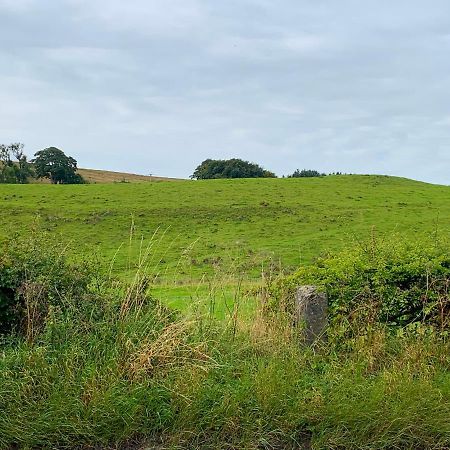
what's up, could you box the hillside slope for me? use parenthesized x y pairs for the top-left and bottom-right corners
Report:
(30, 167), (182, 183)
(0, 175), (449, 282)
(77, 168), (182, 183)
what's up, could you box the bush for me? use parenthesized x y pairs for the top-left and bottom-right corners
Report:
(288, 169), (326, 178)
(191, 158), (276, 179)
(267, 235), (450, 332)
(0, 232), (95, 336)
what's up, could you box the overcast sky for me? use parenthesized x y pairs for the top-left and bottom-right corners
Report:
(1, 0), (450, 183)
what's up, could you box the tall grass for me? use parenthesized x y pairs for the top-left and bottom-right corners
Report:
(1, 234), (450, 449)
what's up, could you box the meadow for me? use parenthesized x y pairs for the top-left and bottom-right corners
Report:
(1, 175), (450, 449)
(1, 175), (448, 281)
(1, 174), (449, 312)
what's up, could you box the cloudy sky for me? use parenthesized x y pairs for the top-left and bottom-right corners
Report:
(1, 0), (449, 183)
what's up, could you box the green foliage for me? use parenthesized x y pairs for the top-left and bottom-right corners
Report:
(270, 236), (450, 331)
(1, 235), (450, 448)
(0, 232), (95, 335)
(288, 168), (326, 178)
(191, 158), (276, 179)
(33, 147), (84, 184)
(0, 143), (33, 184)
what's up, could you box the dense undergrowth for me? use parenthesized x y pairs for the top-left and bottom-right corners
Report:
(1, 234), (450, 449)
(267, 235), (450, 344)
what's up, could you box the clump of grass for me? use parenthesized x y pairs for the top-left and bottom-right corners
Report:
(0, 281), (215, 448)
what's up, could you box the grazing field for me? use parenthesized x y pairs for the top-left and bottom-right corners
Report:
(1, 175), (448, 278)
(1, 174), (449, 310)
(77, 168), (182, 184)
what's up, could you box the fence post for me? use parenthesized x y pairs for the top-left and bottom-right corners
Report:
(294, 286), (328, 345)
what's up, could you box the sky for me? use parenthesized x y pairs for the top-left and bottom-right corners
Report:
(0, 0), (449, 183)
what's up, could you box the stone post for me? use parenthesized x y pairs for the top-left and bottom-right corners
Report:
(294, 285), (328, 345)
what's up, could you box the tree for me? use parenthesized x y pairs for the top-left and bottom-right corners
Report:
(288, 169), (326, 178)
(0, 145), (14, 183)
(32, 147), (84, 184)
(191, 158), (276, 180)
(0, 143), (33, 184)
(11, 143), (34, 183)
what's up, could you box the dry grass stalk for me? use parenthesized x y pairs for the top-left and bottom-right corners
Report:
(20, 281), (47, 343)
(126, 321), (215, 379)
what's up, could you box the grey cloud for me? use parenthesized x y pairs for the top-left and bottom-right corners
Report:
(0, 0), (449, 183)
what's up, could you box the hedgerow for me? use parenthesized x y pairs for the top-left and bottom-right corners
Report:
(267, 235), (450, 333)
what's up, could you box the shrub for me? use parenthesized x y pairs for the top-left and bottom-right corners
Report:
(191, 158), (276, 179)
(267, 235), (450, 332)
(288, 169), (326, 178)
(0, 232), (95, 336)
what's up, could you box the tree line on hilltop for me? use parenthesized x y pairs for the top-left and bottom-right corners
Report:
(190, 158), (338, 179)
(0, 144), (84, 184)
(1, 145), (343, 184)
(190, 158), (276, 180)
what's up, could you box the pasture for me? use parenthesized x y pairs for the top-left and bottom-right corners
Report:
(1, 174), (448, 280)
(1, 174), (449, 312)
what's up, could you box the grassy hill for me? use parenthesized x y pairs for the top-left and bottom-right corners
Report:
(77, 168), (182, 183)
(31, 167), (181, 184)
(0, 175), (449, 286)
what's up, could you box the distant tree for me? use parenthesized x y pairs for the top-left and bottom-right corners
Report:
(32, 147), (84, 184)
(0, 145), (13, 183)
(288, 169), (326, 178)
(11, 143), (34, 183)
(0, 143), (33, 184)
(191, 158), (276, 180)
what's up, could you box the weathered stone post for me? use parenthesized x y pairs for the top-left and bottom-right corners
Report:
(294, 286), (328, 345)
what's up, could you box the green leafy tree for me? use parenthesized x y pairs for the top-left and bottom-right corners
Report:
(288, 169), (326, 178)
(191, 158), (276, 180)
(33, 147), (84, 184)
(11, 143), (34, 183)
(0, 143), (33, 184)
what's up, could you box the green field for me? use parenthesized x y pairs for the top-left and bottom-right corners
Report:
(1, 174), (449, 312)
(2, 174), (449, 278)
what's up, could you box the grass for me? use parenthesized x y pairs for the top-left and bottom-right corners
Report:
(1, 175), (449, 278)
(1, 174), (449, 312)
(76, 168), (182, 184)
(2, 277), (450, 449)
(0, 175), (450, 448)
(1, 173), (449, 318)
(32, 167), (182, 184)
